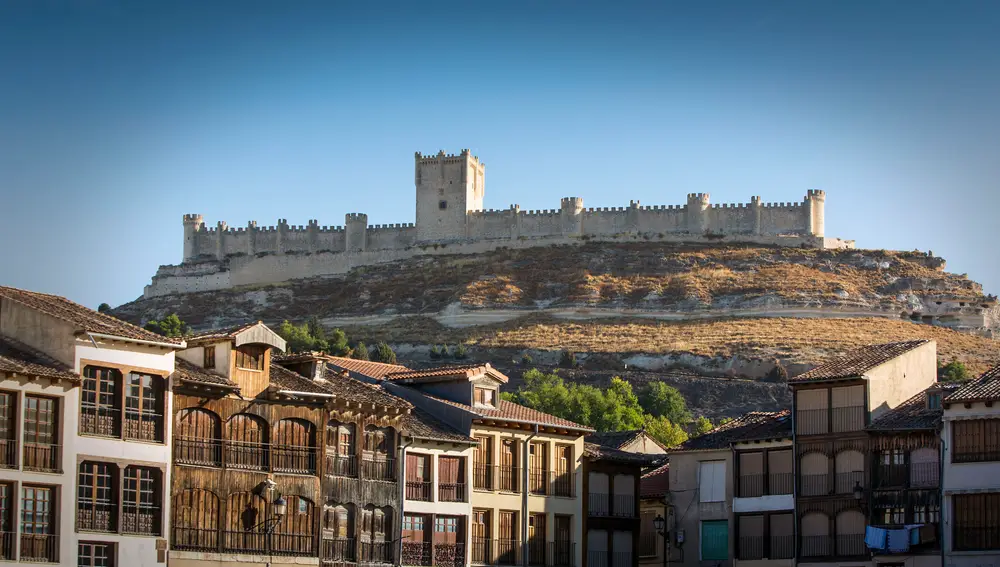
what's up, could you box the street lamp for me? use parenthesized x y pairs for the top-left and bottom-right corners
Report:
(653, 514), (669, 567)
(853, 481), (864, 501)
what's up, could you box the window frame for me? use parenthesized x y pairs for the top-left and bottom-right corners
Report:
(203, 346), (215, 369)
(77, 462), (118, 533)
(952, 419), (1000, 463)
(78, 541), (116, 567)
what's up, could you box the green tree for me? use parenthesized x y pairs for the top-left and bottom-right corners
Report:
(429, 345), (442, 360)
(144, 314), (189, 338)
(639, 381), (691, 424)
(353, 341), (370, 361)
(643, 414), (688, 448)
(306, 316), (327, 342)
(691, 416), (715, 436)
(98, 303), (112, 314)
(326, 329), (351, 356)
(594, 377), (645, 431)
(453, 344), (468, 360)
(373, 341), (397, 364)
(277, 320), (328, 353)
(939, 359), (972, 382)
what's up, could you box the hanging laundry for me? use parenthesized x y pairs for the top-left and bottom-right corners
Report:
(887, 529), (911, 553)
(903, 524), (924, 546)
(865, 526), (888, 550)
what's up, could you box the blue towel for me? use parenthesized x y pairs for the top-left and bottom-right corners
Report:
(904, 524), (924, 545)
(865, 526), (888, 550)
(887, 529), (910, 553)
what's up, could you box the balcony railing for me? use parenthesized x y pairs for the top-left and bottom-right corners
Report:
(549, 542), (574, 567)
(800, 535), (830, 557)
(738, 534), (794, 560)
(612, 495), (635, 518)
(360, 540), (394, 564)
(639, 532), (657, 557)
(836, 534), (866, 556)
(402, 542), (432, 566)
(322, 537), (356, 563)
(796, 409), (828, 435)
(589, 493), (610, 517)
(875, 464), (907, 488)
(738, 536), (764, 560)
(528, 469), (547, 495)
(611, 551), (632, 567)
(272, 444), (318, 475)
(770, 534), (794, 559)
(552, 472), (573, 497)
(472, 538), (493, 564)
(528, 539), (546, 566)
(406, 481), (432, 501)
(800, 473), (829, 496)
(832, 406), (865, 433)
(439, 482), (467, 502)
(910, 462), (940, 487)
(434, 543), (466, 567)
(474, 463), (493, 491)
(77, 502), (116, 532)
(497, 465), (521, 493)
(739, 474), (765, 497)
(123, 410), (163, 443)
(835, 471), (864, 494)
(224, 440), (269, 471)
(0, 438), (16, 469)
(271, 532), (317, 557)
(800, 534), (866, 558)
(174, 437), (222, 467)
(223, 530), (315, 556)
(739, 472), (794, 497)
(19, 533), (58, 563)
(80, 405), (121, 437)
(361, 456), (395, 481)
(325, 453), (357, 478)
(770, 472), (793, 495)
(0, 531), (13, 561)
(469, 540), (571, 566)
(22, 442), (61, 473)
(172, 527), (218, 551)
(122, 504), (161, 536)
(587, 550), (608, 567)
(471, 538), (522, 566)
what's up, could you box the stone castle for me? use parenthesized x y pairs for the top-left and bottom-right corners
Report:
(145, 149), (854, 297)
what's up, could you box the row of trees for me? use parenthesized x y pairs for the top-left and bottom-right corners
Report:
(276, 318), (397, 363)
(502, 369), (720, 449)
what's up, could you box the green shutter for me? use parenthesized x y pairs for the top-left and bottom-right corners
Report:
(701, 520), (729, 561)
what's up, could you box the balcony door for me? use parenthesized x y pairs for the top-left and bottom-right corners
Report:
(499, 440), (518, 492)
(439, 456), (464, 502)
(474, 436), (492, 490)
(528, 513), (546, 565)
(23, 396), (58, 472)
(529, 442), (547, 494)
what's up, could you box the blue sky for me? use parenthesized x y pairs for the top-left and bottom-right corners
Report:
(1, 1), (998, 309)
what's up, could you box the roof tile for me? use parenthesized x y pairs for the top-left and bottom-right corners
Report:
(172, 358), (237, 388)
(323, 356), (409, 379)
(944, 365), (1000, 404)
(641, 463), (669, 499)
(0, 334), (78, 382)
(869, 383), (961, 431)
(675, 410), (791, 451)
(584, 442), (663, 466)
(386, 363), (509, 384)
(791, 340), (930, 382)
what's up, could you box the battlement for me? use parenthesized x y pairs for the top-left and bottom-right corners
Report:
(414, 148), (483, 165)
(183, 213), (204, 224)
(807, 189), (826, 199)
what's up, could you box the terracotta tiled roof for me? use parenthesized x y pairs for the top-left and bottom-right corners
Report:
(324, 356), (409, 379)
(172, 358), (237, 389)
(385, 363), (509, 384)
(584, 442), (663, 466)
(320, 367), (412, 409)
(401, 407), (476, 443)
(869, 383), (962, 431)
(641, 463), (670, 499)
(269, 363), (333, 395)
(675, 410), (791, 451)
(0, 334), (78, 382)
(186, 322), (260, 342)
(0, 286), (184, 346)
(790, 340), (931, 382)
(945, 364), (1000, 404)
(416, 392), (592, 432)
(586, 429), (644, 450)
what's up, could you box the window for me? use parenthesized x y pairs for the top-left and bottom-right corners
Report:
(953, 419), (1000, 462)
(529, 442), (547, 495)
(79, 542), (115, 567)
(439, 200), (448, 210)
(474, 436), (493, 490)
(438, 456), (465, 502)
(325, 503), (353, 539)
(0, 392), (15, 468)
(124, 373), (164, 442)
(912, 503), (939, 524)
(203, 346), (215, 369)
(21, 486), (56, 562)
(880, 448), (905, 466)
(474, 387), (495, 406)
(174, 408), (222, 467)
(122, 466), (160, 535)
(0, 482), (13, 560)
(406, 453), (431, 501)
(171, 489), (219, 551)
(78, 462), (117, 532)
(954, 493), (1000, 551)
(235, 346), (265, 371)
(700, 520), (728, 560)
(82, 366), (121, 437)
(699, 461), (726, 503)
(23, 396), (59, 472)
(926, 392), (941, 409)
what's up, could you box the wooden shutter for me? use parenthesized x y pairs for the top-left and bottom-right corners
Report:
(557, 445), (570, 474)
(500, 511), (516, 540)
(475, 437), (492, 466)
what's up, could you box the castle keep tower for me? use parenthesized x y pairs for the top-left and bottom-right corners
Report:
(414, 149), (485, 242)
(805, 189), (826, 237)
(182, 214), (205, 261)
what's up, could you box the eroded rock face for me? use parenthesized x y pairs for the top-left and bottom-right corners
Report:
(114, 242), (996, 336)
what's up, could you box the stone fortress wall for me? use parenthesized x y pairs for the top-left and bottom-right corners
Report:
(146, 150), (854, 298)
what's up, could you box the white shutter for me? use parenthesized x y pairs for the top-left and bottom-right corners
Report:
(699, 461), (726, 502)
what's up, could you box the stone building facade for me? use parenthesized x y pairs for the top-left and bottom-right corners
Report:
(145, 150), (854, 297)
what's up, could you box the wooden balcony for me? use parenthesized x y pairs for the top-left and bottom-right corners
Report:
(0, 439), (17, 469)
(272, 444), (317, 475)
(19, 533), (58, 563)
(22, 442), (61, 473)
(322, 537), (356, 563)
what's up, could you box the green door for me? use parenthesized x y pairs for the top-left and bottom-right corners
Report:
(701, 520), (729, 561)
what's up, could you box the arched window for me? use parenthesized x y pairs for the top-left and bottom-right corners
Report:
(175, 408), (222, 466)
(799, 452), (829, 496)
(276, 496), (315, 555)
(835, 510), (865, 556)
(323, 503), (356, 561)
(834, 450), (864, 494)
(800, 512), (830, 557)
(273, 418), (317, 474)
(225, 491), (268, 554)
(172, 489), (219, 551)
(327, 421), (356, 477)
(77, 461), (118, 532)
(226, 414), (268, 471)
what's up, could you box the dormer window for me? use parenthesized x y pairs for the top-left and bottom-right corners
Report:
(475, 387), (495, 407)
(927, 392), (942, 410)
(204, 346), (215, 369)
(235, 345), (266, 371)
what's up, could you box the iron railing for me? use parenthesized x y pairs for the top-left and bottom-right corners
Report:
(739, 473), (793, 497)
(874, 464), (907, 488)
(771, 534), (795, 559)
(800, 534), (866, 557)
(360, 540), (394, 564)
(527, 539), (546, 566)
(835, 534), (866, 556)
(19, 533), (58, 563)
(434, 543), (465, 567)
(587, 550), (607, 567)
(835, 471), (864, 494)
(611, 551), (632, 567)
(472, 538), (493, 564)
(770, 472), (794, 495)
(361, 456), (395, 481)
(0, 531), (13, 561)
(796, 409), (828, 435)
(173, 437), (222, 467)
(739, 536), (764, 560)
(439, 482), (466, 502)
(549, 541), (574, 567)
(589, 493), (610, 517)
(497, 465), (521, 493)
(0, 439), (16, 469)
(222, 530), (315, 556)
(832, 406), (866, 433)
(80, 405), (121, 437)
(322, 537), (356, 563)
(406, 481), (432, 501)
(272, 444), (318, 475)
(123, 409), (164, 442)
(612, 495), (635, 518)
(910, 462), (940, 487)
(325, 454), (357, 478)
(22, 442), (61, 473)
(800, 535), (830, 557)
(800, 473), (829, 496)
(528, 469), (547, 495)
(77, 501), (116, 532)
(172, 527), (219, 551)
(552, 472), (573, 497)
(122, 504), (161, 536)
(474, 463), (493, 491)
(401, 542), (432, 566)
(223, 440), (269, 471)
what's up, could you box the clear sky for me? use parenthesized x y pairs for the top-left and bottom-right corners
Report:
(1, 1), (998, 309)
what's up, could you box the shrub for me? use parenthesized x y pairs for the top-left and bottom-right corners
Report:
(453, 344), (468, 360)
(521, 353), (533, 365)
(373, 342), (397, 364)
(429, 345), (442, 360)
(353, 341), (370, 361)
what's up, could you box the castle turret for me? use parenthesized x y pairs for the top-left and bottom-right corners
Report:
(805, 189), (826, 237)
(345, 213), (368, 252)
(414, 148), (485, 242)
(686, 193), (710, 234)
(182, 214), (204, 262)
(560, 197), (584, 236)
